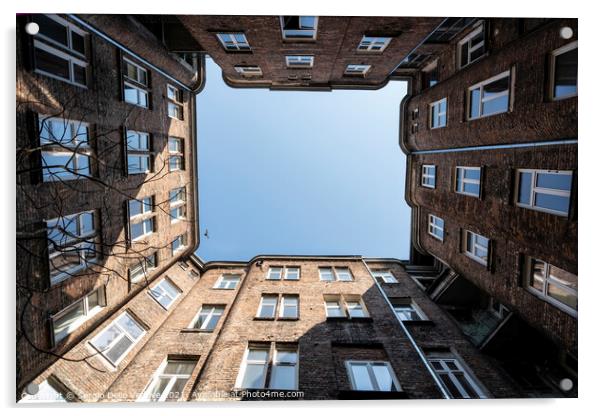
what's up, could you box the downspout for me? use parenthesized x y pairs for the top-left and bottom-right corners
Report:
(360, 257), (451, 399)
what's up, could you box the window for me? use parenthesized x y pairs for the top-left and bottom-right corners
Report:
(123, 58), (149, 108)
(46, 210), (99, 285)
(90, 311), (145, 365)
(427, 353), (487, 398)
(550, 41), (577, 100)
(280, 16), (318, 40)
(39, 116), (91, 181)
(169, 187), (187, 222)
(267, 266), (299, 280)
(319, 266), (353, 281)
(129, 252), (157, 284)
(171, 234), (187, 256)
(344, 64), (371, 76)
(429, 98), (447, 129)
(167, 85), (184, 120)
(421, 165), (436, 188)
(257, 295), (278, 318)
(390, 298), (427, 321)
(127, 196), (154, 241)
(52, 287), (105, 344)
(372, 270), (398, 284)
(324, 295), (369, 319)
(515, 169), (572, 216)
(236, 344), (298, 390)
(428, 214), (445, 241)
(140, 359), (195, 401)
(168, 137), (184, 172)
(422, 61), (439, 89)
(357, 36), (392, 52)
(216, 33), (251, 51)
(214, 274), (241, 289)
(462, 230), (490, 266)
(32, 14), (88, 87)
(455, 166), (481, 197)
(524, 257), (577, 314)
(286, 55), (314, 68)
(189, 305), (225, 331)
(345, 361), (401, 391)
(149, 278), (181, 309)
(279, 295), (299, 319)
(234, 66), (262, 77)
(458, 24), (486, 69)
(126, 130), (152, 174)
(468, 71), (510, 119)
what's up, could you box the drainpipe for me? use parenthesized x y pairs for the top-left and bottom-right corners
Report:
(360, 257), (451, 399)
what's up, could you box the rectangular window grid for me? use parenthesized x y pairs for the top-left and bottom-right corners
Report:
(516, 169), (572, 216)
(455, 166), (481, 197)
(428, 214), (445, 241)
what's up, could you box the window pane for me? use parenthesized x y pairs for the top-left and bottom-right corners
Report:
(482, 93), (508, 116)
(349, 364), (373, 390)
(34, 15), (68, 45)
(241, 363), (266, 388)
(106, 335), (133, 363)
(464, 169), (480, 181)
(464, 183), (480, 195)
(439, 373), (463, 398)
(530, 259), (546, 292)
(548, 282), (577, 310)
(117, 313), (144, 339)
(71, 32), (85, 54)
(534, 193), (570, 213)
(270, 365), (296, 390)
(483, 76), (509, 98)
(554, 48), (577, 98)
(372, 364), (397, 391)
(148, 377), (171, 402)
(536, 173), (572, 191)
(548, 266), (577, 290)
(165, 378), (187, 401)
(35, 47), (70, 80)
(455, 373), (480, 398)
(91, 324), (121, 351)
(54, 301), (85, 341)
(470, 89), (480, 117)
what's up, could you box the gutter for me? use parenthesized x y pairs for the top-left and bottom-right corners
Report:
(360, 257), (451, 399)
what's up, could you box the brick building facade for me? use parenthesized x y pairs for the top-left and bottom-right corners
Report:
(16, 14), (203, 392)
(398, 18), (578, 396)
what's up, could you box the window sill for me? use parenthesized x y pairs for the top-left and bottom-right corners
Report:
(401, 319), (435, 326)
(326, 316), (373, 322)
(180, 328), (214, 333)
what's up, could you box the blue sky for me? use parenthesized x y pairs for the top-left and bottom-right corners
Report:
(195, 58), (410, 262)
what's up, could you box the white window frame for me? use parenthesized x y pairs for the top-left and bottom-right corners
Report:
(38, 116), (91, 181)
(468, 70), (511, 120)
(514, 169), (572, 217)
(324, 296), (346, 318)
(267, 266), (283, 280)
(168, 137), (184, 172)
(149, 278), (181, 310)
(33, 39), (88, 87)
(334, 267), (353, 281)
(286, 55), (314, 68)
(523, 257), (577, 316)
(284, 267), (300, 280)
(167, 85), (184, 120)
(345, 296), (369, 318)
(345, 361), (401, 391)
(128, 196), (154, 241)
(171, 234), (187, 256)
(344, 64), (371, 76)
(234, 66), (263, 77)
(169, 187), (187, 223)
(429, 98), (447, 129)
(123, 58), (149, 108)
(357, 36), (392, 53)
(129, 252), (157, 284)
(269, 346), (299, 390)
(214, 273), (241, 290)
(421, 165), (436, 189)
(549, 41), (578, 101)
(51, 286), (106, 344)
(391, 298), (428, 321)
(280, 16), (319, 41)
(457, 24), (486, 69)
(126, 130), (152, 174)
(462, 230), (490, 266)
(89, 311), (146, 366)
(372, 270), (398, 284)
(235, 345), (270, 389)
(33, 14), (88, 58)
(428, 214), (445, 241)
(428, 354), (487, 399)
(46, 210), (98, 285)
(139, 359), (196, 402)
(256, 294), (279, 319)
(455, 166), (481, 197)
(216, 33), (251, 51)
(188, 305), (225, 331)
(279, 295), (299, 319)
